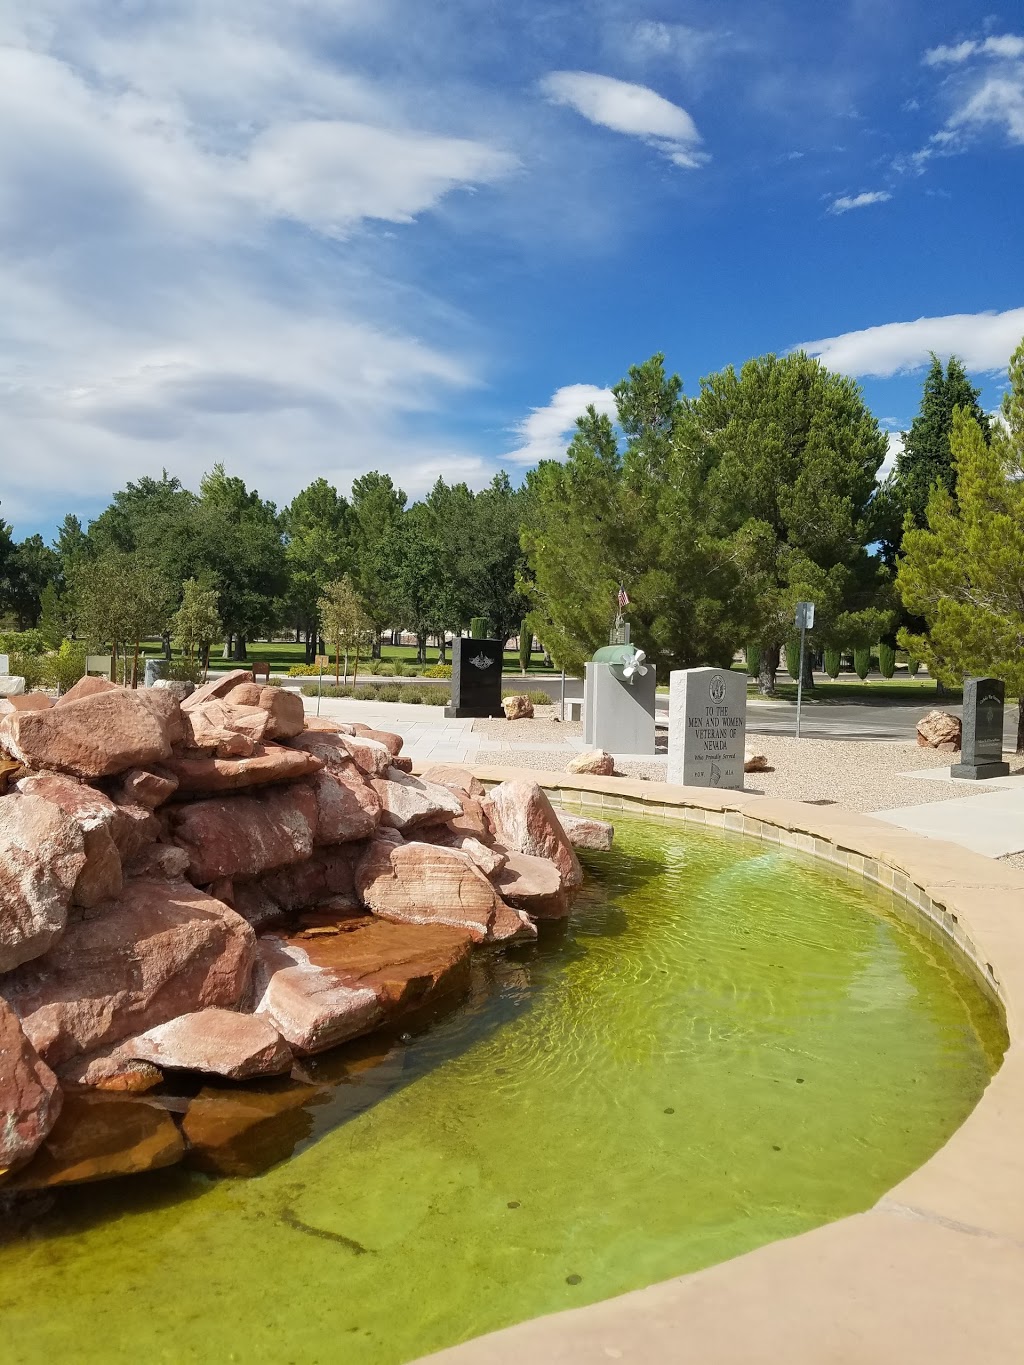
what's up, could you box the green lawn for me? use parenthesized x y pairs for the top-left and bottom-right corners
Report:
(137, 640), (560, 675)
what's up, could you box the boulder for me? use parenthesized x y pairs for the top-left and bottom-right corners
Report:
(123, 844), (191, 880)
(252, 844), (363, 915)
(555, 809), (614, 851)
(180, 668), (254, 711)
(917, 709), (963, 752)
(255, 687), (305, 740)
(171, 784), (317, 884)
(124, 1008), (292, 1080)
(302, 716), (355, 734)
(390, 755), (413, 773)
(339, 732), (392, 777)
(744, 751), (773, 773)
(484, 780), (583, 890)
(119, 767), (178, 809)
(351, 724), (403, 756)
(58, 1048), (163, 1094)
(502, 694), (534, 720)
(311, 767), (380, 844)
(182, 1081), (321, 1177)
(370, 768), (463, 831)
(6, 692), (53, 712)
(179, 703), (256, 757)
(418, 765), (485, 797)
(494, 849), (570, 918)
(0, 756), (25, 796)
(108, 799), (160, 861)
(356, 837), (532, 943)
(15, 773), (123, 908)
(0, 675), (26, 697)
(254, 918), (473, 1054)
(55, 675), (118, 706)
(4, 1091), (183, 1188)
(151, 678), (193, 701)
(223, 681), (263, 708)
(160, 744), (322, 795)
(3, 878), (256, 1066)
(566, 749), (615, 776)
(0, 997), (63, 1173)
(135, 686), (184, 746)
(432, 832), (507, 877)
(0, 687), (174, 779)
(0, 793), (86, 973)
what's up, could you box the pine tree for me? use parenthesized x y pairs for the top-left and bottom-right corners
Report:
(897, 337), (1024, 750)
(877, 354), (991, 564)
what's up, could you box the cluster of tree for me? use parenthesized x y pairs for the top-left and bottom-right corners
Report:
(3, 335), (1022, 744)
(0, 465), (530, 671)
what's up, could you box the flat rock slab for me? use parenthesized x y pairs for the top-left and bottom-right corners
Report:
(126, 1007), (292, 1080)
(493, 849), (571, 919)
(555, 809), (614, 851)
(370, 768), (463, 831)
(4, 877), (256, 1066)
(172, 784), (317, 884)
(3, 1091), (183, 1189)
(182, 1081), (322, 1177)
(0, 687), (176, 779)
(312, 768), (380, 844)
(254, 918), (473, 1054)
(161, 744), (322, 795)
(0, 792), (85, 973)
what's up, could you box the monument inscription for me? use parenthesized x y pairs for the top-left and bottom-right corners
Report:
(444, 636), (505, 718)
(952, 676), (1009, 779)
(668, 666), (746, 789)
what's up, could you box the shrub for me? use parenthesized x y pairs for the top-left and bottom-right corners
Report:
(783, 639), (803, 679)
(401, 686), (422, 704)
(907, 656), (921, 677)
(376, 663), (395, 677)
(353, 685), (377, 700)
(470, 616), (490, 639)
(0, 629), (48, 656)
(877, 641), (896, 679)
(504, 688), (552, 706)
(8, 650), (47, 690)
(823, 647), (841, 679)
(165, 657), (204, 685)
(375, 683), (402, 703)
(287, 663), (322, 677)
(366, 658), (383, 675)
(745, 645), (761, 677)
(853, 646), (871, 680)
(418, 686), (450, 706)
(423, 663), (452, 679)
(40, 642), (87, 695)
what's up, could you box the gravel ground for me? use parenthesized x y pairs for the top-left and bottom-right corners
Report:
(471, 711), (1024, 815)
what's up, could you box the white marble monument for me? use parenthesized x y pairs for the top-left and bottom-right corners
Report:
(668, 666), (746, 789)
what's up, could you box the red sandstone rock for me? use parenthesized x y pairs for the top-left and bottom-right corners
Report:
(0, 997), (63, 1173)
(58, 1048), (163, 1093)
(5, 1091), (183, 1188)
(108, 799), (160, 860)
(502, 694), (534, 719)
(0, 793), (86, 972)
(181, 1081), (321, 1177)
(302, 716), (355, 734)
(180, 668), (253, 711)
(253, 918), (473, 1053)
(6, 692), (53, 712)
(419, 765), (485, 797)
(566, 748), (615, 776)
(123, 843), (191, 880)
(135, 687), (184, 746)
(339, 732), (392, 777)
(161, 744), (322, 795)
(0, 688), (174, 779)
(257, 687), (305, 739)
(125, 1008), (292, 1080)
(433, 831), (507, 877)
(494, 849), (570, 918)
(119, 767), (178, 808)
(370, 768), (463, 831)
(3, 878), (256, 1066)
(390, 755), (413, 773)
(179, 703), (256, 757)
(312, 767), (380, 844)
(55, 675), (118, 706)
(484, 780), (583, 890)
(257, 845), (363, 914)
(230, 880), (287, 931)
(555, 810), (614, 851)
(223, 682), (263, 708)
(356, 837), (532, 943)
(350, 724), (403, 756)
(14, 773), (123, 908)
(917, 709), (962, 752)
(172, 784), (317, 885)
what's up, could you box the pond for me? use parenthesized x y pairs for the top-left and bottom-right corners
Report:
(0, 813), (1006, 1364)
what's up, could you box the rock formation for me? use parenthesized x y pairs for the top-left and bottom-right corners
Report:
(0, 674), (611, 1187)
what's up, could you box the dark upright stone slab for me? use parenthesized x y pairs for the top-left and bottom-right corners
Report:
(951, 676), (1009, 779)
(444, 637), (504, 718)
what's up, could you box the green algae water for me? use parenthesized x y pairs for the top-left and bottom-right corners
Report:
(0, 815), (1006, 1365)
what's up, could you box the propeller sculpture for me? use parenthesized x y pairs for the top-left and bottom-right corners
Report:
(620, 647), (648, 685)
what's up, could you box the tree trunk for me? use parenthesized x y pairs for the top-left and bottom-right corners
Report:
(353, 642), (360, 687)
(304, 628), (315, 665)
(223, 634), (232, 660)
(801, 646), (814, 690)
(162, 632), (172, 660)
(232, 636), (248, 661)
(417, 633), (427, 664)
(757, 644), (778, 696)
(1017, 697), (1024, 755)
(371, 632), (381, 660)
(131, 640), (140, 689)
(334, 646), (340, 686)
(437, 636), (447, 665)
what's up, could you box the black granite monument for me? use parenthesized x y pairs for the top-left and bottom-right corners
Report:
(444, 636), (505, 718)
(952, 676), (1010, 779)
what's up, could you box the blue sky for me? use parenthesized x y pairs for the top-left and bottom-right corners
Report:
(2, 0), (1023, 538)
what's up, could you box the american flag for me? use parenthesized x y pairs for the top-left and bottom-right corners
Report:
(617, 585), (630, 609)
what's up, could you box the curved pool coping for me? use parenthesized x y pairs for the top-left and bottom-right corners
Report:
(413, 768), (1024, 1365)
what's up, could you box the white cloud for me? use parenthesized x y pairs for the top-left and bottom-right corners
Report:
(878, 432), (902, 482)
(828, 190), (892, 214)
(540, 71), (707, 168)
(796, 307), (1024, 377)
(945, 73), (1024, 145)
(924, 34), (1024, 66)
(506, 384), (618, 464)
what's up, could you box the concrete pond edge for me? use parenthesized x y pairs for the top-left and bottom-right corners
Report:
(410, 765), (1024, 1365)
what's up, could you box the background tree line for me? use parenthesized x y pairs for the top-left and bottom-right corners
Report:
(1, 339), (1018, 718)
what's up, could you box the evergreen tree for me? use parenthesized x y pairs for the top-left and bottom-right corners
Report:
(898, 338), (1024, 750)
(349, 472), (407, 655)
(283, 479), (350, 661)
(172, 579), (222, 669)
(5, 535), (60, 629)
(876, 354), (991, 564)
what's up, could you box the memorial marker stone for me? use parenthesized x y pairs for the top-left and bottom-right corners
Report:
(444, 636), (504, 718)
(583, 646), (656, 754)
(668, 666), (747, 789)
(952, 676), (1009, 779)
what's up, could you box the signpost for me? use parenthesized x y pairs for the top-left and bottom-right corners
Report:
(794, 601), (815, 739)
